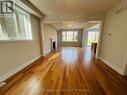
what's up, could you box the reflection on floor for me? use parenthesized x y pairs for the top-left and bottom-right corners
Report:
(0, 47), (127, 95)
(61, 47), (78, 64)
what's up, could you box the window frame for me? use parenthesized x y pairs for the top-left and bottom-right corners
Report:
(62, 31), (78, 42)
(0, 6), (32, 42)
(87, 29), (99, 45)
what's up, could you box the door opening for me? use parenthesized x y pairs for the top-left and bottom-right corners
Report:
(82, 22), (101, 57)
(86, 24), (100, 46)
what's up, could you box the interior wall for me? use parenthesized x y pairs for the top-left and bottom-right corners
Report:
(57, 31), (61, 47)
(99, 0), (127, 75)
(0, 15), (41, 82)
(43, 24), (57, 55)
(60, 29), (83, 47)
(82, 29), (88, 47)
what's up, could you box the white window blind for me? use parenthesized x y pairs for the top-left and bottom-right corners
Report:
(0, 7), (32, 41)
(4, 14), (18, 40)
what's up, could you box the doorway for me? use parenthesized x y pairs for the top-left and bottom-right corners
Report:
(82, 22), (102, 57)
(86, 23), (100, 46)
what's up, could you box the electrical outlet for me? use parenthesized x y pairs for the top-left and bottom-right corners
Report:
(0, 82), (6, 88)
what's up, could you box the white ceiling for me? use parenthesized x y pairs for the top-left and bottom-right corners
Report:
(29, 0), (120, 29)
(29, 0), (120, 16)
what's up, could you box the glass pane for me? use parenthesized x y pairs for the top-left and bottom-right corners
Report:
(22, 15), (32, 39)
(2, 2), (6, 13)
(3, 13), (18, 39)
(67, 31), (73, 42)
(18, 14), (27, 39)
(62, 31), (66, 41)
(0, 6), (32, 40)
(87, 32), (96, 45)
(23, 15), (30, 39)
(95, 32), (99, 42)
(74, 31), (78, 42)
(0, 23), (3, 38)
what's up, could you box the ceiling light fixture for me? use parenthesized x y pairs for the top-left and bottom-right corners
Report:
(68, 24), (72, 27)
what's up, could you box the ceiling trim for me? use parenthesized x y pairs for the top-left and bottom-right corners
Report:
(21, 0), (45, 18)
(49, 24), (60, 31)
(43, 14), (104, 23)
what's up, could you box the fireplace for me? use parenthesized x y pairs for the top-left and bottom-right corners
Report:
(50, 38), (56, 51)
(53, 42), (56, 50)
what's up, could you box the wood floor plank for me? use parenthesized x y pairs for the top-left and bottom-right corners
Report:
(0, 47), (127, 95)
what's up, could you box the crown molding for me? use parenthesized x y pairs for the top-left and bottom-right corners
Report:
(20, 0), (45, 18)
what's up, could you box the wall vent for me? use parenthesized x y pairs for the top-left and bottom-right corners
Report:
(115, 5), (127, 15)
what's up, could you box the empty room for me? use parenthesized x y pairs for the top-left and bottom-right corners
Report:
(0, 0), (127, 95)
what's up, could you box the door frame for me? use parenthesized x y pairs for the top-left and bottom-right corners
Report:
(95, 21), (103, 58)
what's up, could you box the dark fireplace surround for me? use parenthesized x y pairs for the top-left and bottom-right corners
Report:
(50, 38), (56, 51)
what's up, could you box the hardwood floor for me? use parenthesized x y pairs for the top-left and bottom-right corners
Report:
(0, 47), (127, 95)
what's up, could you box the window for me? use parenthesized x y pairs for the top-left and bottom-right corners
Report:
(62, 31), (66, 41)
(87, 32), (99, 45)
(74, 31), (78, 41)
(67, 31), (73, 42)
(86, 24), (100, 46)
(0, 7), (32, 41)
(62, 31), (78, 42)
(0, 23), (3, 38)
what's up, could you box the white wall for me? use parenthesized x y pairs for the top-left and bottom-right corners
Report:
(82, 29), (88, 47)
(42, 24), (57, 55)
(0, 15), (41, 82)
(99, 0), (127, 75)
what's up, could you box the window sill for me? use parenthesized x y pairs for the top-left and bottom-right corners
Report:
(0, 39), (33, 43)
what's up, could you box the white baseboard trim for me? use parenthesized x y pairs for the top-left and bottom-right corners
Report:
(0, 55), (41, 83)
(98, 57), (123, 75)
